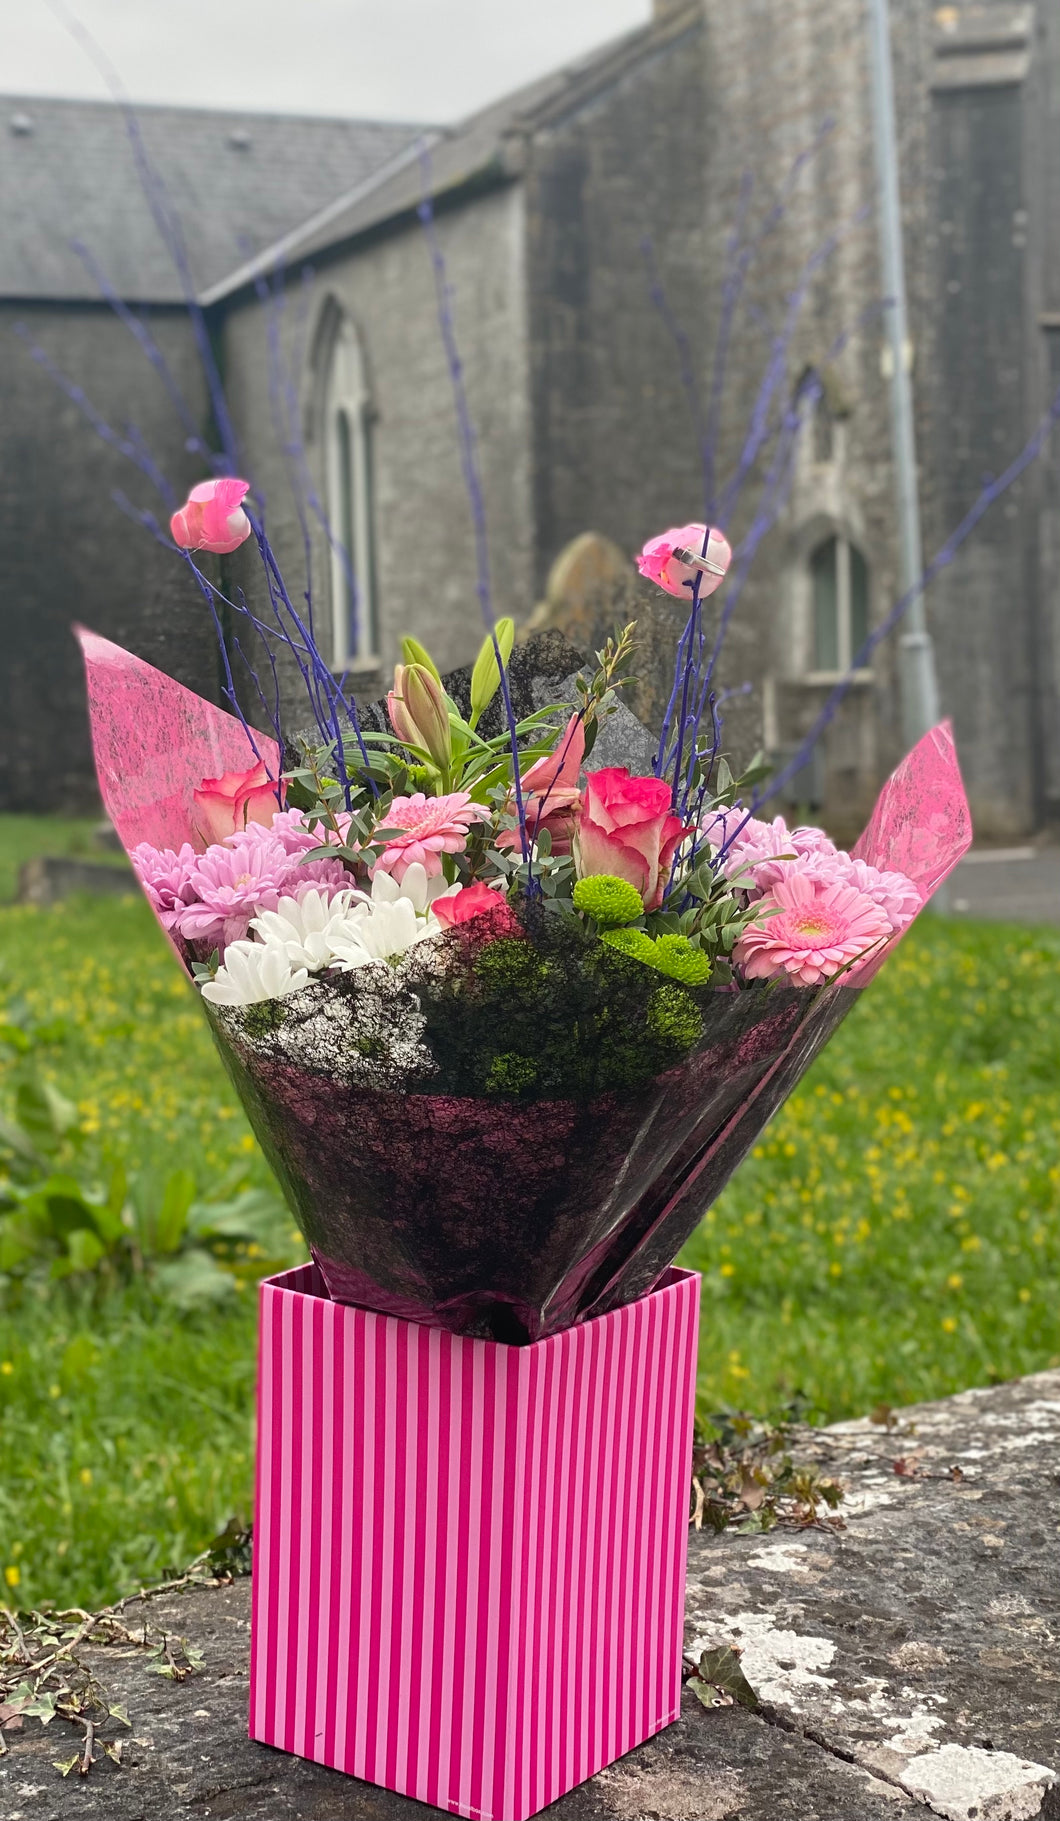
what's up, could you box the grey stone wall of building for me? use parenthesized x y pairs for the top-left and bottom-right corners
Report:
(218, 181), (534, 713)
(0, 304), (220, 812)
(684, 0), (901, 835)
(523, 7), (712, 592)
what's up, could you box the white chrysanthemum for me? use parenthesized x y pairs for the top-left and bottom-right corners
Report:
(369, 861), (459, 917)
(330, 896), (437, 971)
(250, 888), (361, 972)
(200, 938), (310, 1006)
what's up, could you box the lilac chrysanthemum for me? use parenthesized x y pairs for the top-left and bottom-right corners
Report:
(130, 841), (199, 930)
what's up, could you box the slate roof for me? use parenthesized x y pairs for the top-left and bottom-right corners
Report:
(0, 96), (426, 303)
(202, 3), (702, 306)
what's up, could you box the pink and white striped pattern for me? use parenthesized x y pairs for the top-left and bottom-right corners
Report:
(250, 1263), (700, 1821)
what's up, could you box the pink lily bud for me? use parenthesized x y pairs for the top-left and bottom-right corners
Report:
(388, 662), (452, 771)
(636, 523), (732, 600)
(171, 478), (253, 555)
(387, 665), (419, 747)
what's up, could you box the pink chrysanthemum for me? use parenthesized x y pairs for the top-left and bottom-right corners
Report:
(734, 871), (893, 987)
(175, 836), (296, 949)
(130, 842), (199, 930)
(229, 809), (322, 857)
(800, 850), (922, 933)
(225, 811), (353, 896)
(372, 791), (488, 884)
(705, 813), (838, 891)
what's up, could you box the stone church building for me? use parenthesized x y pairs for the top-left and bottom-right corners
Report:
(2, 0), (1057, 839)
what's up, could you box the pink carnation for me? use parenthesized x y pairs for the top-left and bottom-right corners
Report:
(372, 791), (488, 884)
(175, 836), (296, 949)
(734, 871), (892, 987)
(130, 842), (199, 930)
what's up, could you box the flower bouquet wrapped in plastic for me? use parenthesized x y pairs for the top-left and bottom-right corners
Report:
(79, 512), (971, 1345)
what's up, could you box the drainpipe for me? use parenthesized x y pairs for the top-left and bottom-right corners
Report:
(865, 0), (943, 753)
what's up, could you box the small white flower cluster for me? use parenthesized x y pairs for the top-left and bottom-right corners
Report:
(200, 863), (457, 1008)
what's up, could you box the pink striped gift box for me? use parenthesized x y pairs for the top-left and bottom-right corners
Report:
(250, 1261), (701, 1821)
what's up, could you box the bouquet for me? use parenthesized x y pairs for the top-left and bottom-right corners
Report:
(80, 503), (971, 1341)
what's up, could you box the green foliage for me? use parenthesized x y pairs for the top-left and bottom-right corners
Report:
(0, 1051), (296, 1302)
(469, 619), (515, 728)
(571, 874), (644, 927)
(399, 635), (442, 683)
(644, 980), (704, 1048)
(574, 622), (637, 759)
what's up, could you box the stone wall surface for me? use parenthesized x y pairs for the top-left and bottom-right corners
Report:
(0, 304), (219, 812)
(218, 183), (535, 699)
(523, 6), (711, 590)
(5, 1369), (1060, 1821)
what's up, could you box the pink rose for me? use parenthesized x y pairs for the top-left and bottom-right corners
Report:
(575, 768), (689, 911)
(170, 478), (253, 555)
(636, 523), (732, 600)
(193, 759), (279, 848)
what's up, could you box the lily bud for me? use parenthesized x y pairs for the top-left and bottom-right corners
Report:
(390, 662), (452, 771)
(387, 664), (419, 747)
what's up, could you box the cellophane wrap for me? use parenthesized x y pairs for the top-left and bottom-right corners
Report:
(80, 628), (972, 1341)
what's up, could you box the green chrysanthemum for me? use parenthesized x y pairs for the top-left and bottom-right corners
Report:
(600, 926), (712, 986)
(650, 934), (713, 986)
(572, 874), (645, 928)
(600, 926), (658, 965)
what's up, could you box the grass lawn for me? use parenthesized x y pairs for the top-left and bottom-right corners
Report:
(0, 815), (129, 904)
(1, 832), (1059, 1608)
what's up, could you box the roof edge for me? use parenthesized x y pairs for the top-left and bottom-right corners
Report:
(198, 130), (444, 307)
(200, 5), (703, 308)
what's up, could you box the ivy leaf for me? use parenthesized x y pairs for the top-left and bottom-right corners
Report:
(53, 1755), (81, 1777)
(692, 1646), (760, 1712)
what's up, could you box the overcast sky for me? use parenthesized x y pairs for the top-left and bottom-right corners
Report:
(6, 0), (653, 123)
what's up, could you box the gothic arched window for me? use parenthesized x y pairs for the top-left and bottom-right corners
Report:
(324, 313), (378, 669)
(809, 533), (869, 675)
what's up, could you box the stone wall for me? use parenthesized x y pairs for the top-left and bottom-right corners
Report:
(218, 183), (535, 703)
(0, 304), (218, 812)
(523, 5), (712, 589)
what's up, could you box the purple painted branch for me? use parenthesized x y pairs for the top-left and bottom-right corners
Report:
(417, 161), (528, 860)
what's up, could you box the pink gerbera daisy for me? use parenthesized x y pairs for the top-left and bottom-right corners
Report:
(800, 850), (922, 933)
(372, 791), (488, 884)
(734, 871), (892, 987)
